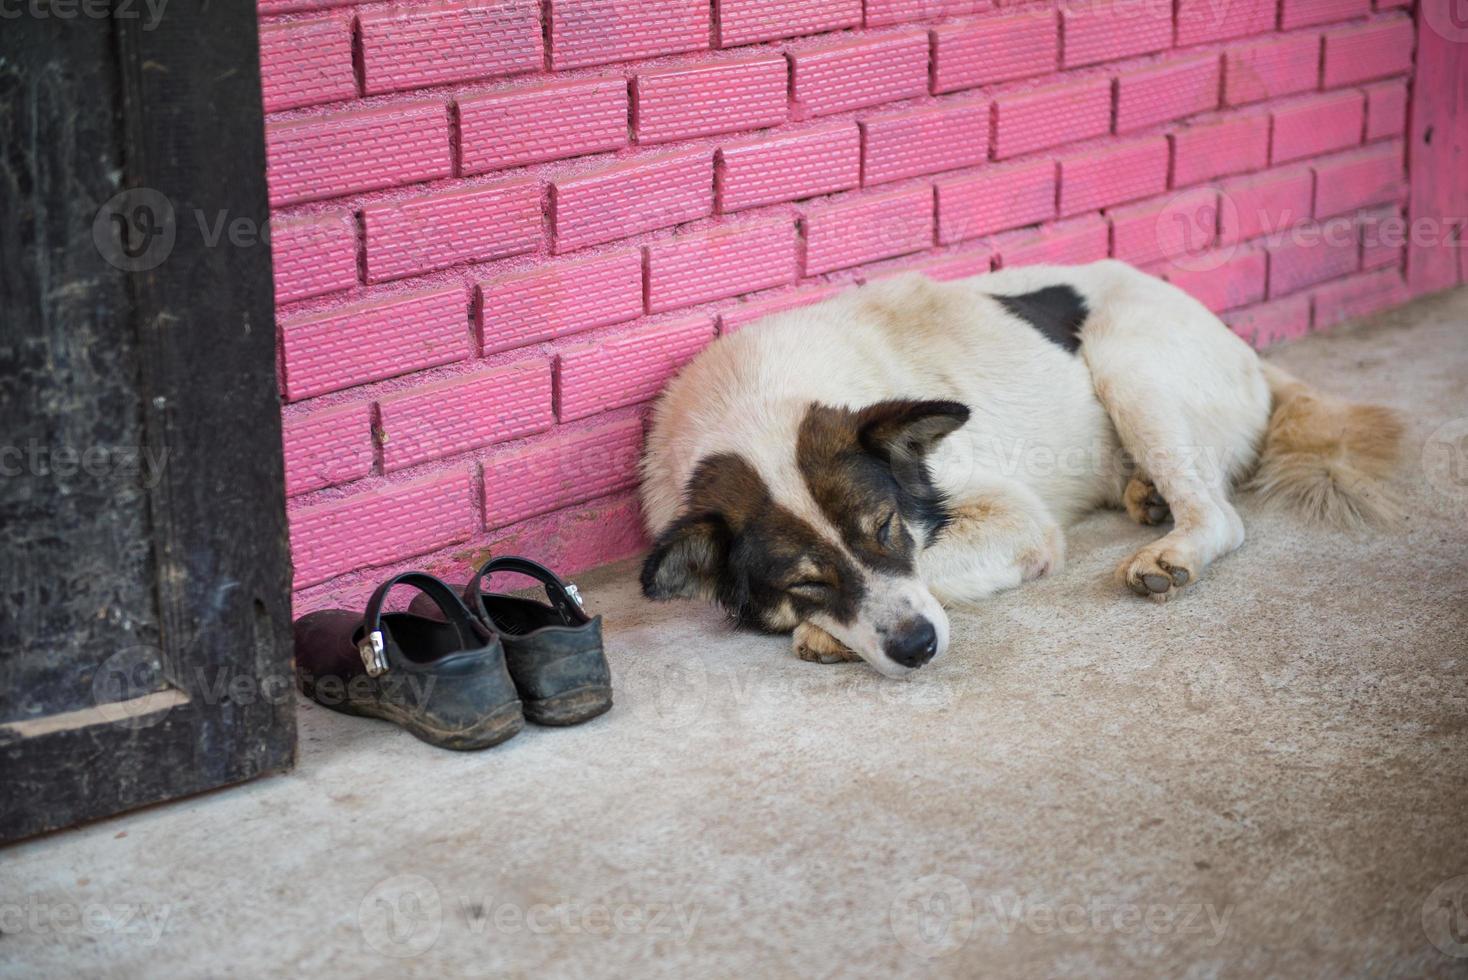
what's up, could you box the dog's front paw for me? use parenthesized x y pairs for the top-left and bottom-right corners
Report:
(1115, 544), (1195, 602)
(793, 622), (862, 664)
(1123, 475), (1172, 526)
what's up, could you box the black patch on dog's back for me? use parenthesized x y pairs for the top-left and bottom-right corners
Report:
(992, 285), (1089, 353)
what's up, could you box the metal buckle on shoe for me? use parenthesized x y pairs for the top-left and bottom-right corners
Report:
(359, 630), (388, 677)
(565, 583), (584, 609)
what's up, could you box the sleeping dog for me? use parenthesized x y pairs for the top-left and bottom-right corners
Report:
(638, 261), (1401, 677)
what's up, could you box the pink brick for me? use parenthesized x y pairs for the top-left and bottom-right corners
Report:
(718, 284), (845, 332)
(789, 31), (930, 118)
(716, 0), (862, 45)
(1218, 166), (1314, 243)
(633, 56), (788, 144)
(992, 215), (1109, 267)
(906, 248), (994, 281)
(258, 0), (366, 13)
(1224, 33), (1321, 106)
(1109, 191), (1219, 267)
(280, 287), (469, 401)
(552, 149), (712, 253)
(1115, 54), (1221, 133)
(718, 123), (861, 212)
(862, 102), (990, 185)
(557, 317), (715, 420)
(1322, 17), (1414, 86)
(377, 362), (553, 472)
(646, 218), (799, 312)
(936, 158), (1055, 243)
(931, 10), (1057, 93)
(993, 77), (1111, 159)
(482, 418), (644, 529)
(1223, 294), (1312, 346)
(1061, 0), (1172, 68)
(1272, 91), (1364, 163)
(1176, 0), (1278, 44)
(457, 80), (627, 175)
(1312, 142), (1405, 217)
(270, 212), (359, 305)
(801, 186), (934, 274)
(1364, 81), (1407, 140)
(1280, 0), (1370, 28)
(866, 0), (990, 26)
(1357, 205), (1406, 269)
(289, 470), (473, 588)
(481, 492), (646, 577)
(1163, 248), (1268, 312)
(265, 103), (451, 207)
(258, 17), (355, 113)
(548, 0), (708, 69)
(477, 251), (644, 353)
(362, 180), (542, 283)
(1268, 226), (1361, 296)
(358, 0), (541, 95)
(1312, 268), (1408, 327)
(1170, 113), (1271, 186)
(1058, 137), (1169, 216)
(282, 402), (374, 497)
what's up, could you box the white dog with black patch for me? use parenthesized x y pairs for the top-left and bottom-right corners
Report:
(639, 261), (1401, 677)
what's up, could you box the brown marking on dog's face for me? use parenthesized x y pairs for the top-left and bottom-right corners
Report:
(640, 453), (864, 632)
(640, 400), (969, 674)
(796, 399), (971, 573)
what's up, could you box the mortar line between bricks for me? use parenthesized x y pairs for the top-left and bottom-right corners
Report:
(639, 246), (652, 314)
(351, 210), (368, 286)
(368, 401), (385, 475)
(349, 13), (366, 97)
(538, 0), (553, 72)
(471, 460), (486, 534)
(447, 101), (463, 180)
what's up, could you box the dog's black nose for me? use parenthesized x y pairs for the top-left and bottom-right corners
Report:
(884, 619), (938, 669)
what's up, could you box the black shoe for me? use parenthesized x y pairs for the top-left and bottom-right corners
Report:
(410, 556), (613, 726)
(293, 572), (523, 750)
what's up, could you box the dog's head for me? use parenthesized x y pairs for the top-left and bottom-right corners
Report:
(640, 399), (969, 677)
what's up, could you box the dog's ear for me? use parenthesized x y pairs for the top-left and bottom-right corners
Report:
(857, 399), (970, 464)
(640, 512), (732, 600)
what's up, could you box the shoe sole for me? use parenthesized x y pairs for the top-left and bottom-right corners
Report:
(523, 685), (613, 726)
(301, 678), (524, 751)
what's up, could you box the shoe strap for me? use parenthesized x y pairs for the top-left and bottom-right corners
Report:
(466, 556), (586, 623)
(359, 572), (490, 677)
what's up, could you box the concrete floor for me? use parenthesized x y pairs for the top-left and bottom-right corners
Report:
(4, 289), (1468, 979)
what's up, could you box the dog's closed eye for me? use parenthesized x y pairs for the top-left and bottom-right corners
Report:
(876, 512), (897, 547)
(786, 579), (833, 600)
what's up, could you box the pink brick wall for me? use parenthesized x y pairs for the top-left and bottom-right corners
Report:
(261, 0), (1424, 612)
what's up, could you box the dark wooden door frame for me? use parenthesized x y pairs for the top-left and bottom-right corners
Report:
(1, 1), (294, 842)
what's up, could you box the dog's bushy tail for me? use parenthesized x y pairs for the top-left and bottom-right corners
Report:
(1248, 362), (1403, 528)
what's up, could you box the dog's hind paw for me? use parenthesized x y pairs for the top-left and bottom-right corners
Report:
(793, 622), (862, 664)
(1116, 545), (1195, 603)
(1123, 475), (1172, 526)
